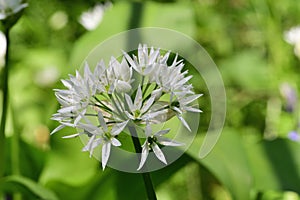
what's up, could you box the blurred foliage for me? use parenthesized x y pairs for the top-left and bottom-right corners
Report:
(0, 0), (300, 199)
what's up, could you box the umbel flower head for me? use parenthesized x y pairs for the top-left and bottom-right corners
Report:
(51, 44), (202, 170)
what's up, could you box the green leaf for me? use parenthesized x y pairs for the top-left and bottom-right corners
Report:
(187, 129), (252, 200)
(0, 175), (58, 200)
(246, 138), (300, 193)
(45, 152), (193, 200)
(219, 50), (272, 91)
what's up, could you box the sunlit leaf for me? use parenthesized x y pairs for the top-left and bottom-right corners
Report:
(0, 175), (58, 200)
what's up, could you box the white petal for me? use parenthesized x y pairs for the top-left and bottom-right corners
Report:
(134, 86), (143, 110)
(97, 111), (108, 131)
(149, 49), (160, 65)
(151, 88), (162, 100)
(124, 111), (135, 120)
(177, 115), (191, 132)
(152, 143), (167, 164)
(183, 106), (202, 113)
(102, 142), (111, 170)
(180, 94), (202, 105)
(142, 109), (168, 122)
(141, 96), (155, 113)
(50, 124), (65, 135)
(111, 138), (121, 146)
(82, 134), (96, 156)
(61, 79), (73, 89)
(74, 111), (84, 125)
(173, 106), (182, 114)
(174, 75), (192, 87)
(111, 120), (128, 136)
(58, 106), (76, 113)
(116, 80), (131, 93)
(125, 94), (134, 111)
(62, 133), (80, 138)
(84, 62), (92, 81)
(154, 129), (170, 136)
(157, 137), (183, 146)
(123, 51), (139, 73)
(145, 124), (152, 137)
(137, 142), (149, 170)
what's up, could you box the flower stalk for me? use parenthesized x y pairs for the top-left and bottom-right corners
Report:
(128, 125), (157, 200)
(0, 26), (10, 198)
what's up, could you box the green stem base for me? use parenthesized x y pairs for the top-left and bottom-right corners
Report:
(128, 125), (157, 200)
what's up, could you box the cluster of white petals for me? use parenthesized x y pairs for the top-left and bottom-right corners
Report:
(284, 26), (300, 58)
(51, 44), (202, 170)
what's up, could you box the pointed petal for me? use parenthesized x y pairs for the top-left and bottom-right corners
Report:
(84, 62), (92, 81)
(61, 79), (73, 89)
(116, 80), (132, 93)
(111, 120), (128, 136)
(154, 129), (170, 136)
(151, 88), (162, 100)
(111, 138), (121, 146)
(125, 94), (134, 111)
(175, 75), (192, 87)
(134, 86), (143, 110)
(137, 143), (149, 170)
(157, 136), (183, 146)
(123, 51), (139, 73)
(58, 106), (76, 114)
(145, 124), (152, 137)
(102, 142), (111, 170)
(141, 96), (155, 113)
(62, 133), (80, 138)
(173, 106), (182, 114)
(152, 143), (167, 164)
(184, 106), (203, 113)
(97, 111), (108, 131)
(50, 124), (65, 135)
(180, 94), (202, 105)
(177, 115), (191, 132)
(82, 134), (96, 157)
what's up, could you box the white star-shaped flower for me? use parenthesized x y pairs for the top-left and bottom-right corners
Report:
(137, 124), (182, 170)
(80, 112), (128, 170)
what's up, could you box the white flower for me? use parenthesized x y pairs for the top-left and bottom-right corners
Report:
(284, 26), (300, 45)
(51, 44), (202, 171)
(124, 85), (164, 122)
(0, 0), (28, 20)
(124, 44), (161, 76)
(109, 56), (133, 93)
(284, 26), (300, 58)
(51, 68), (95, 134)
(79, 3), (111, 31)
(137, 124), (182, 170)
(80, 112), (128, 170)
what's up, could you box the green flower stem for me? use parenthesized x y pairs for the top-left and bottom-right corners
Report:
(0, 27), (10, 198)
(128, 125), (157, 200)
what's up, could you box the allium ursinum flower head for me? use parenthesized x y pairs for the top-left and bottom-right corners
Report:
(51, 44), (202, 170)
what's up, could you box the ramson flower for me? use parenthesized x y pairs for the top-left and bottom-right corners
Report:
(137, 124), (182, 170)
(0, 0), (27, 20)
(80, 112), (128, 169)
(123, 44), (161, 76)
(79, 3), (111, 31)
(51, 44), (202, 170)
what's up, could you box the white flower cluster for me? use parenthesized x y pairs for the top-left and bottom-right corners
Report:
(51, 44), (202, 170)
(284, 26), (300, 58)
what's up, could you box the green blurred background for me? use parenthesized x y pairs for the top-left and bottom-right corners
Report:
(1, 0), (300, 199)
